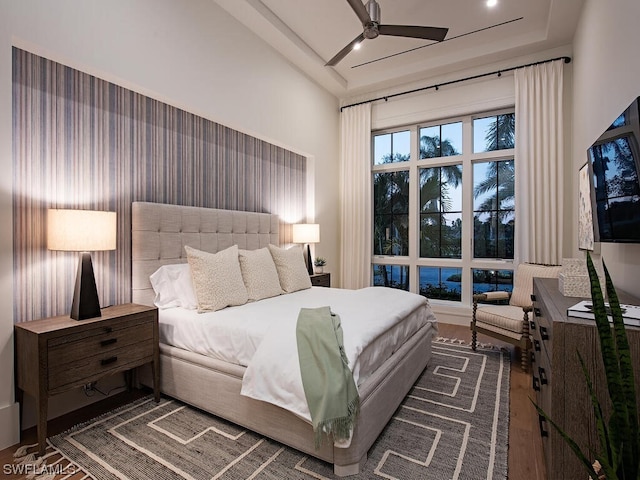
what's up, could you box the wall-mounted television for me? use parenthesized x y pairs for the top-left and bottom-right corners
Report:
(588, 97), (640, 243)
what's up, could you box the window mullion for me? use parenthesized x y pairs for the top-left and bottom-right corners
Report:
(461, 117), (474, 305)
(408, 127), (419, 293)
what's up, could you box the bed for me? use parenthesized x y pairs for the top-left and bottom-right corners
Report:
(132, 201), (437, 476)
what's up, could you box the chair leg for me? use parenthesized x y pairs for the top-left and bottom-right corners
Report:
(521, 345), (529, 373)
(471, 302), (478, 351)
(520, 310), (531, 372)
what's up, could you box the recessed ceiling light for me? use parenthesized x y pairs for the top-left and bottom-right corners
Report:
(487, 0), (497, 6)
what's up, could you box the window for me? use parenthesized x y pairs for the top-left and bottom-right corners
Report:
(419, 165), (463, 258)
(372, 111), (516, 303)
(373, 171), (409, 256)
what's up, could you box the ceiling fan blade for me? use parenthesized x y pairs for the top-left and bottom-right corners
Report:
(325, 33), (366, 66)
(378, 25), (448, 42)
(345, 0), (371, 25)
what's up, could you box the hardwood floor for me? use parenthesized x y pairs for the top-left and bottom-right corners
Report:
(1, 323), (546, 479)
(438, 323), (547, 480)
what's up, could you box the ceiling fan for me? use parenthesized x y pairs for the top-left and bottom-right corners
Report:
(326, 0), (449, 66)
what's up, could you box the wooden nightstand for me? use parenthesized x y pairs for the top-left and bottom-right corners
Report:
(310, 272), (331, 287)
(14, 303), (159, 456)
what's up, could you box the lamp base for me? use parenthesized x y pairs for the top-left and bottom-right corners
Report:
(305, 244), (314, 276)
(71, 252), (102, 320)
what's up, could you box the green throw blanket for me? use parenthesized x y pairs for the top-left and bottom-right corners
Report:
(296, 306), (360, 448)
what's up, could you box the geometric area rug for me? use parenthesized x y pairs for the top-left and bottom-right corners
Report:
(41, 341), (510, 480)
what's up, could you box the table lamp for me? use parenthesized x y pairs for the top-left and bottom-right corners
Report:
(47, 209), (117, 320)
(292, 223), (319, 276)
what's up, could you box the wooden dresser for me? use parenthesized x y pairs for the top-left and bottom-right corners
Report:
(530, 278), (640, 479)
(15, 304), (159, 455)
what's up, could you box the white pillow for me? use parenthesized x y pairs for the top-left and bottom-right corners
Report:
(268, 244), (312, 293)
(185, 245), (249, 312)
(238, 248), (283, 301)
(149, 263), (198, 310)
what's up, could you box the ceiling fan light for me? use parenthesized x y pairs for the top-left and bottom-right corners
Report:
(353, 42), (362, 50)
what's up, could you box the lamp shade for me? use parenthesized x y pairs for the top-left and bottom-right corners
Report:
(47, 209), (117, 251)
(292, 223), (320, 244)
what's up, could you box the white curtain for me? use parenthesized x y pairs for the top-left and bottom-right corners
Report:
(339, 103), (372, 289)
(514, 60), (565, 265)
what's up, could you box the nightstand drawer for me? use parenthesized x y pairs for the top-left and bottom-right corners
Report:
(48, 320), (154, 368)
(310, 273), (331, 287)
(48, 340), (155, 391)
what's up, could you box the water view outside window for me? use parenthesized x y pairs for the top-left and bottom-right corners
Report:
(419, 266), (462, 301)
(472, 269), (514, 297)
(372, 264), (409, 291)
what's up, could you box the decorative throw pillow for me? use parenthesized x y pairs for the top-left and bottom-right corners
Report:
(185, 245), (248, 312)
(268, 244), (312, 293)
(238, 247), (283, 301)
(149, 263), (198, 310)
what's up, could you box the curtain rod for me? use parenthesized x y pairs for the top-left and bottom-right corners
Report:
(339, 55), (571, 112)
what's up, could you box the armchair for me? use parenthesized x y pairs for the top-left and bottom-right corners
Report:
(470, 263), (561, 371)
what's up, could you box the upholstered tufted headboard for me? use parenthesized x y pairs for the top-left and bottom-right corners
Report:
(131, 202), (280, 306)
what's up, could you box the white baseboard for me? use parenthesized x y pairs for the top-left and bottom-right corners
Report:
(0, 401), (20, 450)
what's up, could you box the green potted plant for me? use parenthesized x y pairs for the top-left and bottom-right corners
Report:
(314, 257), (326, 274)
(533, 252), (639, 479)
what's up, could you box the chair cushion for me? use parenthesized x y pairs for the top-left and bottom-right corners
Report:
(510, 263), (561, 308)
(475, 305), (528, 334)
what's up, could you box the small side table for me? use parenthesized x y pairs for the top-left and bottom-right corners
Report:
(15, 303), (160, 456)
(310, 272), (331, 287)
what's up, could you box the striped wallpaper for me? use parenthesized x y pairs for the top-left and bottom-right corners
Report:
(12, 47), (307, 322)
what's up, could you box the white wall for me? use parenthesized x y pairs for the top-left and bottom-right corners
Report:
(0, 0), (340, 449)
(571, 0), (640, 297)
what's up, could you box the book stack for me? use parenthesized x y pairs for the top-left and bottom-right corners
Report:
(567, 300), (640, 327)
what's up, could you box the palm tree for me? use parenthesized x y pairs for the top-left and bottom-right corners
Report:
(419, 135), (463, 258)
(472, 115), (516, 258)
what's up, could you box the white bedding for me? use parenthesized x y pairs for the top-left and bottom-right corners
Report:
(159, 286), (437, 429)
(159, 286), (436, 386)
(240, 286), (436, 427)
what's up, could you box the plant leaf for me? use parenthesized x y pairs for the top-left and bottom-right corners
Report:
(586, 254), (630, 469)
(531, 399), (601, 480)
(578, 350), (616, 470)
(602, 260), (639, 479)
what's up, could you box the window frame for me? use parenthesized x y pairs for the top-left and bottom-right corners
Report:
(371, 108), (516, 307)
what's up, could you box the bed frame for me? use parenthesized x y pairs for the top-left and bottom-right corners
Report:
(132, 202), (435, 476)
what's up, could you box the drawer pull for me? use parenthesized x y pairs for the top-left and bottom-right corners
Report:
(530, 351), (536, 364)
(538, 367), (548, 385)
(533, 375), (540, 391)
(534, 339), (541, 352)
(529, 320), (536, 330)
(534, 307), (541, 317)
(538, 414), (549, 437)
(101, 356), (118, 366)
(530, 294), (537, 302)
(101, 338), (117, 347)
(540, 326), (549, 340)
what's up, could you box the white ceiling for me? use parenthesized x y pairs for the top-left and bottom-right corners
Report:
(212, 0), (584, 98)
